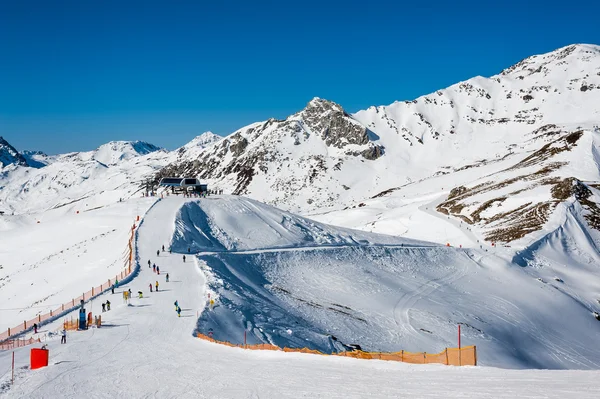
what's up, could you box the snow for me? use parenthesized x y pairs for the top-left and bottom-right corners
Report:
(0, 198), (157, 332)
(2, 196), (600, 398)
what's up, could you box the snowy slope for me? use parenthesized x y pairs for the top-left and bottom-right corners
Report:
(2, 195), (600, 398)
(161, 196), (600, 369)
(0, 198), (157, 332)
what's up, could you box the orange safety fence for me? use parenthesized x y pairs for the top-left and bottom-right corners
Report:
(196, 332), (477, 366)
(0, 225), (136, 343)
(0, 337), (41, 351)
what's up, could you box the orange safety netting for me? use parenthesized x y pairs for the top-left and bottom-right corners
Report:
(0, 337), (41, 351)
(196, 332), (477, 366)
(1, 226), (136, 342)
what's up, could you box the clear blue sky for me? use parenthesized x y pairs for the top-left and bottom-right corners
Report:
(1, 0), (598, 154)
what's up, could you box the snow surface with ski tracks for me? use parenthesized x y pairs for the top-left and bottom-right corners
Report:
(1, 196), (600, 398)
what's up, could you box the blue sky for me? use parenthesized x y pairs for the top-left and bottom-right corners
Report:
(1, 0), (598, 154)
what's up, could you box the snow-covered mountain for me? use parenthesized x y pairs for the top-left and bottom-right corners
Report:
(175, 131), (223, 159)
(21, 150), (53, 168)
(0, 136), (28, 167)
(1, 44), (599, 248)
(0, 140), (169, 215)
(155, 44), (600, 247)
(66, 140), (162, 166)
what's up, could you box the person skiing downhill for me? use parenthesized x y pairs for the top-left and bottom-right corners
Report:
(106, 300), (111, 311)
(148, 260), (151, 268)
(102, 302), (106, 312)
(162, 245), (165, 252)
(157, 250), (160, 257)
(33, 323), (38, 334)
(176, 306), (181, 317)
(149, 283), (153, 293)
(155, 281), (159, 292)
(153, 264), (156, 273)
(166, 273), (169, 282)
(157, 266), (160, 275)
(174, 300), (178, 310)
(183, 255), (186, 263)
(61, 329), (67, 344)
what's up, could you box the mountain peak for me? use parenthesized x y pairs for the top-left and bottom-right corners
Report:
(500, 43), (600, 77)
(0, 136), (28, 167)
(92, 140), (161, 166)
(185, 132), (222, 148)
(304, 97), (344, 114)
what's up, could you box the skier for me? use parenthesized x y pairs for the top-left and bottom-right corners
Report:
(157, 266), (160, 275)
(33, 323), (38, 334)
(187, 247), (190, 254)
(174, 300), (178, 310)
(169, 248), (172, 254)
(183, 255), (186, 263)
(148, 260), (151, 268)
(176, 306), (181, 317)
(155, 281), (159, 292)
(153, 264), (156, 273)
(111, 284), (115, 294)
(102, 302), (106, 312)
(61, 328), (67, 344)
(162, 245), (165, 252)
(149, 283), (153, 293)
(157, 250), (160, 257)
(166, 273), (169, 283)
(128, 288), (132, 298)
(106, 300), (111, 311)
(138, 291), (143, 299)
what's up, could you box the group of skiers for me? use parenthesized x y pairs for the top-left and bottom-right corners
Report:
(48, 242), (185, 346)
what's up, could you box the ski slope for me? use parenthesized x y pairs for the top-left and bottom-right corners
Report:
(0, 198), (157, 332)
(2, 196), (600, 398)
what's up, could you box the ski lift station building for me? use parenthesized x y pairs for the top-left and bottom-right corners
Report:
(159, 177), (207, 193)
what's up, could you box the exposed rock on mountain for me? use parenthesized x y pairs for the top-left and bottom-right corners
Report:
(0, 137), (28, 167)
(153, 98), (383, 211)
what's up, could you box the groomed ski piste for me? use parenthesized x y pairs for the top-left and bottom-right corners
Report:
(1, 196), (600, 398)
